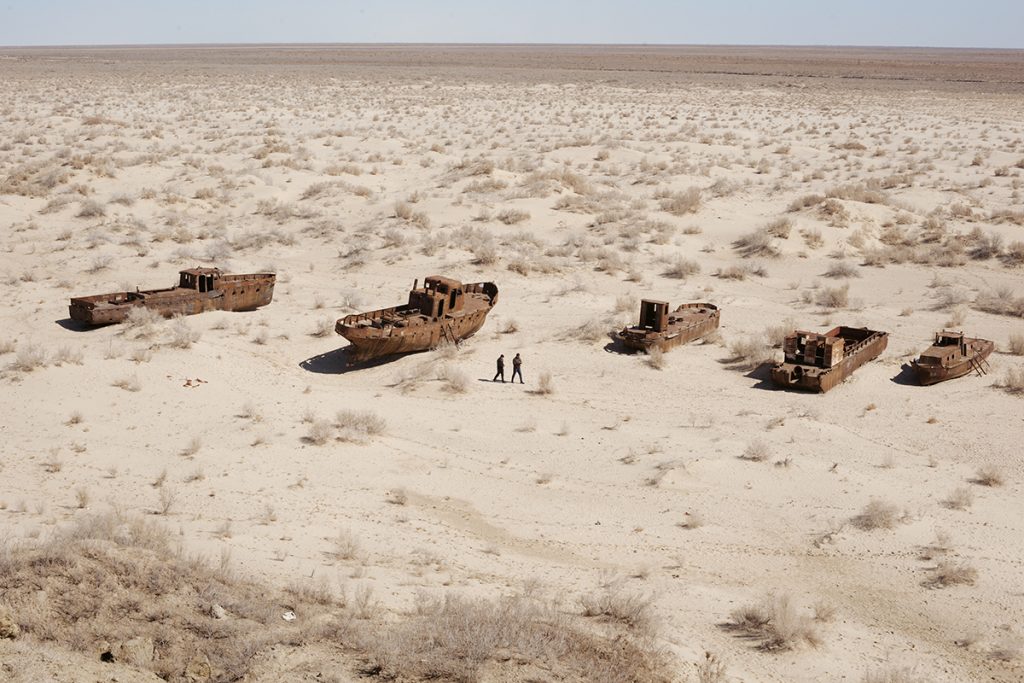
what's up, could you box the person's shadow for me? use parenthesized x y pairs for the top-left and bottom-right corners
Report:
(299, 346), (401, 374)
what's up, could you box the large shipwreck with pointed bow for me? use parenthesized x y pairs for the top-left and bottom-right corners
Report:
(336, 276), (498, 363)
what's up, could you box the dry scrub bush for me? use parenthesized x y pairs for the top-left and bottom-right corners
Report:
(305, 419), (333, 445)
(816, 285), (850, 309)
(496, 208), (530, 225)
(727, 593), (823, 651)
(167, 317), (200, 349)
(852, 499), (903, 530)
(973, 464), (1005, 487)
(741, 439), (770, 462)
(646, 347), (666, 370)
(998, 366), (1024, 394)
(825, 261), (860, 279)
(0, 510), (346, 681)
(310, 316), (335, 338)
(335, 410), (386, 442)
(366, 593), (671, 683)
(765, 217), (792, 239)
(925, 560), (978, 588)
(943, 487), (974, 510)
(10, 344), (47, 372)
(727, 336), (771, 370)
(580, 586), (657, 632)
(112, 375), (141, 392)
(662, 255), (701, 279)
(123, 306), (164, 338)
(438, 364), (469, 393)
(655, 187), (701, 216)
(1008, 333), (1024, 355)
(974, 287), (1024, 318)
(733, 228), (779, 258)
(536, 371), (555, 395)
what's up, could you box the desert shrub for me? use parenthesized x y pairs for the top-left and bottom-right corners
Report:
(10, 343), (48, 371)
(787, 194), (824, 212)
(123, 306), (165, 338)
(974, 287), (1024, 318)
(816, 285), (850, 309)
(741, 439), (770, 462)
(733, 228), (778, 258)
(366, 594), (671, 683)
(727, 336), (770, 370)
(580, 586), (657, 632)
(824, 261), (860, 279)
(655, 187), (701, 216)
(1003, 241), (1024, 266)
(646, 347), (666, 370)
(310, 317), (335, 337)
(970, 231), (1004, 260)
(727, 593), (823, 651)
(167, 317), (200, 349)
(943, 487), (974, 510)
(496, 208), (530, 225)
(335, 410), (386, 442)
(999, 366), (1024, 394)
(973, 464), (1005, 486)
(438, 364), (469, 393)
(862, 668), (929, 683)
(852, 499), (902, 530)
(662, 255), (701, 279)
(925, 560), (978, 588)
(1008, 333), (1024, 355)
(0, 510), (345, 681)
(76, 199), (106, 218)
(765, 217), (792, 239)
(306, 419), (334, 445)
(536, 371), (555, 395)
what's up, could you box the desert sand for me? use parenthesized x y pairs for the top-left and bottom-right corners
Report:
(1, 45), (1023, 682)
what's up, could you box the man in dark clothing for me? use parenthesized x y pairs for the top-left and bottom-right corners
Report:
(493, 354), (505, 382)
(511, 353), (523, 384)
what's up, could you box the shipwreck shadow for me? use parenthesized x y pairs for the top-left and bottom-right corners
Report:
(55, 318), (99, 332)
(603, 338), (635, 355)
(299, 346), (401, 374)
(744, 362), (779, 391)
(890, 363), (920, 386)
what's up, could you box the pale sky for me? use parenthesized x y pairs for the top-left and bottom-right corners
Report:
(0, 1), (1021, 49)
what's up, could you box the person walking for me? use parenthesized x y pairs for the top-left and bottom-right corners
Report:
(511, 353), (523, 384)
(493, 354), (505, 382)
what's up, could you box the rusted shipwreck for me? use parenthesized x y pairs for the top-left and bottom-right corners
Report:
(616, 300), (720, 353)
(911, 330), (993, 385)
(771, 326), (888, 393)
(69, 268), (275, 325)
(336, 276), (498, 363)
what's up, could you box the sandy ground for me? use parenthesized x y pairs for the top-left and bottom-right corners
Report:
(1, 46), (1023, 681)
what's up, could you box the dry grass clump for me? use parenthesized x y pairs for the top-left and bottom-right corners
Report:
(536, 371), (555, 395)
(740, 439), (770, 462)
(645, 347), (666, 370)
(925, 560), (978, 588)
(765, 217), (792, 239)
(726, 336), (771, 370)
(824, 261), (860, 279)
(733, 228), (779, 258)
(0, 511), (344, 682)
(655, 186), (701, 216)
(496, 208), (530, 225)
(943, 486), (974, 510)
(580, 586), (657, 632)
(726, 593), (824, 651)
(1008, 333), (1024, 355)
(662, 255), (701, 279)
(851, 499), (904, 530)
(366, 593), (671, 683)
(815, 284), (850, 309)
(438, 364), (470, 393)
(123, 306), (165, 338)
(10, 343), (48, 372)
(973, 464), (1005, 487)
(974, 287), (1024, 318)
(167, 317), (200, 349)
(112, 374), (142, 392)
(336, 409), (386, 442)
(75, 199), (106, 218)
(998, 366), (1024, 394)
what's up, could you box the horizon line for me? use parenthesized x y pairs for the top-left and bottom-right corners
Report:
(2, 41), (1023, 52)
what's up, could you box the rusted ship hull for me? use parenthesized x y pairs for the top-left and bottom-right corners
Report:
(771, 329), (888, 393)
(616, 303), (720, 353)
(337, 280), (498, 363)
(912, 339), (994, 385)
(69, 274), (275, 325)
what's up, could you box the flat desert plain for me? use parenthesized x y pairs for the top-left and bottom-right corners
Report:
(1, 45), (1023, 683)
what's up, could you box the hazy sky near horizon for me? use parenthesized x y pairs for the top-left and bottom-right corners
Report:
(1, 1), (1021, 49)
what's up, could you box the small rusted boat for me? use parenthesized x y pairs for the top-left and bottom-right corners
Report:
(69, 268), (275, 325)
(336, 276), (498, 363)
(771, 326), (888, 393)
(911, 330), (993, 385)
(616, 300), (720, 353)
